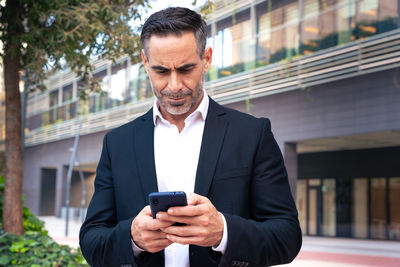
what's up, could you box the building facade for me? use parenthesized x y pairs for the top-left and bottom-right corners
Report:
(5, 0), (399, 240)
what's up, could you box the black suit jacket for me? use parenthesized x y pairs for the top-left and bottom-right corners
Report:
(79, 98), (302, 267)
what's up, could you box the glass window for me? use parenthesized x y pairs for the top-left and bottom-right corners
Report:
(322, 179), (336, 236)
(353, 0), (398, 39)
(62, 83), (73, 102)
(301, 8), (338, 54)
(296, 180), (307, 234)
(309, 179), (321, 186)
(61, 83), (75, 121)
(127, 64), (140, 102)
(109, 63), (127, 107)
(89, 69), (108, 113)
(353, 178), (368, 238)
(308, 186), (320, 235)
(214, 8), (252, 78)
(127, 64), (152, 102)
(371, 177), (387, 239)
(389, 177), (400, 241)
(256, 0), (299, 65)
(49, 90), (59, 107)
(336, 0), (355, 44)
(49, 90), (59, 124)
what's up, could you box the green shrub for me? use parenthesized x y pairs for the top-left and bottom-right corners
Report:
(0, 176), (88, 266)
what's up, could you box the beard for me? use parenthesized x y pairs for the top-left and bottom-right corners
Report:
(152, 75), (204, 116)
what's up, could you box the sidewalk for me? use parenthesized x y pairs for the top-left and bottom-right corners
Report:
(283, 236), (400, 267)
(39, 216), (82, 249)
(40, 216), (400, 266)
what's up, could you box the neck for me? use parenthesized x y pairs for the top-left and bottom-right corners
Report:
(161, 111), (187, 133)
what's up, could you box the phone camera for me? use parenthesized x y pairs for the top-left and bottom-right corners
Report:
(152, 198), (159, 205)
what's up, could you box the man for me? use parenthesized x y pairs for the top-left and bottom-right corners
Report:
(80, 7), (302, 267)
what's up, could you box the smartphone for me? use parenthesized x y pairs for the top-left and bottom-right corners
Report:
(148, 191), (188, 219)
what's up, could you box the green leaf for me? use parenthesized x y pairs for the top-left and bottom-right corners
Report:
(0, 254), (11, 265)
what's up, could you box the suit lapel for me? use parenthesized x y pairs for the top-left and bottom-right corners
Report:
(134, 109), (158, 203)
(194, 98), (228, 197)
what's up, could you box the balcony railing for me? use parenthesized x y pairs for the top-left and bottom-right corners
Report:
(24, 29), (400, 147)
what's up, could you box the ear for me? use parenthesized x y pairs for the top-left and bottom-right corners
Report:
(141, 49), (149, 73)
(203, 47), (213, 72)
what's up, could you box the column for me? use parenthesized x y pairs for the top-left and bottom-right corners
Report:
(54, 164), (65, 217)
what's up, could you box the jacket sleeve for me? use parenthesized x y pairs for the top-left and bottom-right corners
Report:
(219, 118), (302, 267)
(79, 133), (137, 267)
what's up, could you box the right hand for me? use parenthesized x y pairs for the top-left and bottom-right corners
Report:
(131, 205), (174, 253)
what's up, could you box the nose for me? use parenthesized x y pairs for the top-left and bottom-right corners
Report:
(168, 71), (182, 92)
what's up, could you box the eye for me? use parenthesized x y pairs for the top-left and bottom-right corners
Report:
(178, 68), (192, 73)
(156, 69), (169, 74)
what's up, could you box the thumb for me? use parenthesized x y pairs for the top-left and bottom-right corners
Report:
(142, 205), (152, 216)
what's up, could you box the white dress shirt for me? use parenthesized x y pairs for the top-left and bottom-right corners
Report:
(132, 91), (228, 267)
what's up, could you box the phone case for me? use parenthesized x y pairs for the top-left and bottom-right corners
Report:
(149, 191), (188, 218)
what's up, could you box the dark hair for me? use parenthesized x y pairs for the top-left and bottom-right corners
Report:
(141, 7), (207, 58)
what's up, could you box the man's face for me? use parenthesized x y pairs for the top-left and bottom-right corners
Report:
(141, 32), (212, 120)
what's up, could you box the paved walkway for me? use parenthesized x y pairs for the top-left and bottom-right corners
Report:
(284, 236), (400, 267)
(39, 216), (82, 249)
(40, 216), (400, 266)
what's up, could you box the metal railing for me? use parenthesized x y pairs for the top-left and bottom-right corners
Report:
(24, 29), (400, 147)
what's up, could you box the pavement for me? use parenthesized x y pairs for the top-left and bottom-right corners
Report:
(39, 216), (400, 266)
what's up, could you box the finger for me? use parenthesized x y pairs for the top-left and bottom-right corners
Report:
(167, 204), (207, 217)
(161, 225), (201, 237)
(140, 229), (169, 241)
(146, 218), (175, 231)
(187, 193), (208, 205)
(166, 234), (205, 246)
(157, 213), (199, 225)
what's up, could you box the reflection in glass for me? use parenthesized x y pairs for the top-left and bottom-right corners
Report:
(256, 1), (299, 65)
(390, 178), (400, 240)
(214, 8), (252, 78)
(371, 177), (387, 239)
(353, 178), (368, 238)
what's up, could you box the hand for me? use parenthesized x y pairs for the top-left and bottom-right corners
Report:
(157, 193), (224, 247)
(131, 205), (174, 253)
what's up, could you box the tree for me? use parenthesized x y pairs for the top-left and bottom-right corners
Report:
(0, 0), (213, 236)
(0, 0), (150, 235)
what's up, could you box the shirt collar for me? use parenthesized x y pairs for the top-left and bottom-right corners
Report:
(152, 89), (209, 126)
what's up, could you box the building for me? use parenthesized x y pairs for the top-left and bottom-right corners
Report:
(5, 0), (399, 240)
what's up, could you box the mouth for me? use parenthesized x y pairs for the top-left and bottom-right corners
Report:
(168, 95), (185, 100)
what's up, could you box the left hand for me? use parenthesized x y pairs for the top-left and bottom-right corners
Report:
(156, 193), (224, 247)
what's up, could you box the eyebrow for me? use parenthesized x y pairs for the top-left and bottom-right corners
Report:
(150, 63), (197, 72)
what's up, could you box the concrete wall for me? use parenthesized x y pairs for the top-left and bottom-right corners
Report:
(226, 68), (400, 147)
(23, 130), (106, 215)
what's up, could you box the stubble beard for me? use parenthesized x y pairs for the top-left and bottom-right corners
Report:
(152, 75), (205, 116)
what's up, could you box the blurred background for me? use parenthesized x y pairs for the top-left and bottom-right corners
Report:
(1, 0), (400, 266)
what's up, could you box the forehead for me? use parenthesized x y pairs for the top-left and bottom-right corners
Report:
(146, 32), (200, 65)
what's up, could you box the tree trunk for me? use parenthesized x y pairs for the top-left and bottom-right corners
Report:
(3, 51), (24, 235)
